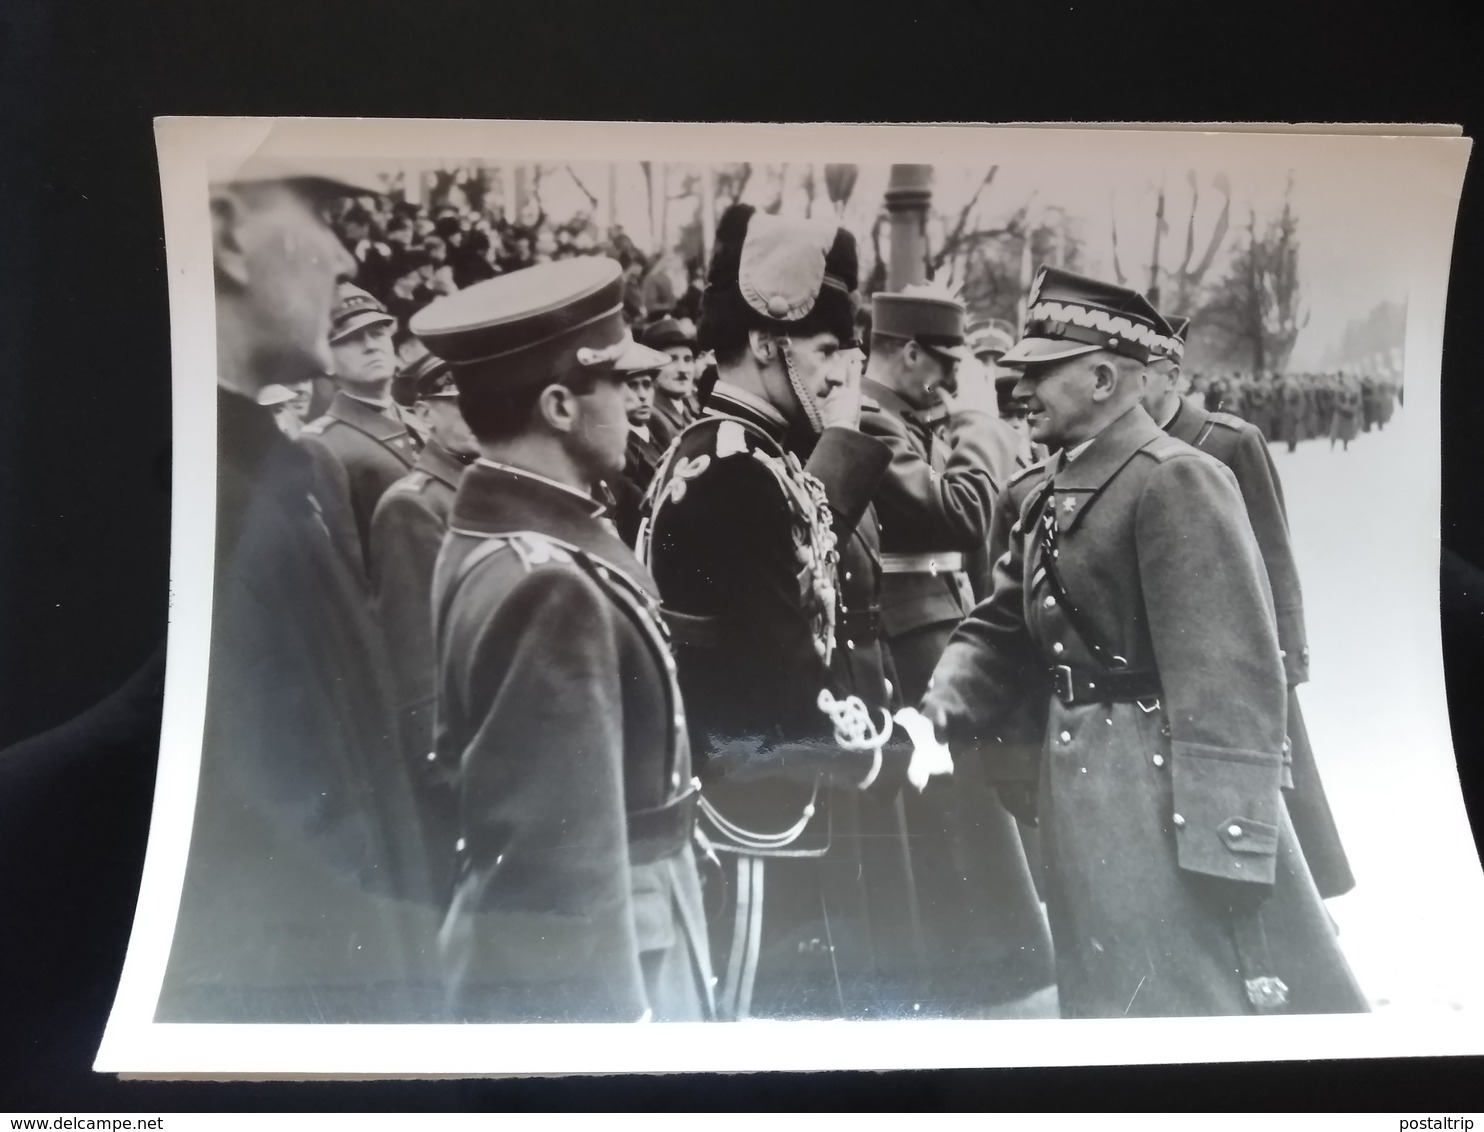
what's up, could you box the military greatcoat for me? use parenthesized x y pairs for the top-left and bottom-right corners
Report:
(158, 390), (439, 1023)
(369, 437), (469, 893)
(858, 379), (1055, 1011)
(434, 462), (714, 1023)
(1164, 399), (1354, 897)
(300, 389), (424, 571)
(923, 406), (1367, 1017)
(642, 379), (928, 1020)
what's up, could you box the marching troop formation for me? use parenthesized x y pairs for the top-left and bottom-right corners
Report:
(158, 157), (1373, 1027)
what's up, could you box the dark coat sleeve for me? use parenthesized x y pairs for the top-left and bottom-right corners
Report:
(804, 425), (893, 540)
(919, 482), (1042, 784)
(1224, 429), (1309, 685)
(297, 433), (369, 583)
(1136, 455), (1288, 886)
(858, 407), (999, 549)
(441, 562), (647, 1021)
(369, 488), (442, 759)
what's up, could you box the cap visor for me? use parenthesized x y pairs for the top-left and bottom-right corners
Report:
(614, 339), (673, 374)
(330, 309), (397, 343)
(997, 337), (1102, 367)
(925, 342), (974, 363)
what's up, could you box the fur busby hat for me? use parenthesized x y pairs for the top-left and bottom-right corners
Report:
(697, 204), (860, 361)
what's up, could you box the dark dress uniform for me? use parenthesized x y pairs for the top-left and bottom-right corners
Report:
(858, 377), (1055, 1011)
(369, 436), (469, 891)
(300, 389), (424, 570)
(157, 389), (439, 1022)
(924, 406), (1367, 1017)
(1164, 398), (1354, 897)
(643, 382), (930, 1019)
(433, 461), (713, 1022)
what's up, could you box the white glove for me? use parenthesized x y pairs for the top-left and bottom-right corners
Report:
(894, 706), (955, 791)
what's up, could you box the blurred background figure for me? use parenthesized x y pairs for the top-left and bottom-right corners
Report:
(641, 316), (699, 433)
(257, 383), (304, 440)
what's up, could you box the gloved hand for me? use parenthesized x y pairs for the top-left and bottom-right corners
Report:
(894, 706), (954, 790)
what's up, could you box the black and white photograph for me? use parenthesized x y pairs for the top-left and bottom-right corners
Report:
(95, 118), (1479, 1076)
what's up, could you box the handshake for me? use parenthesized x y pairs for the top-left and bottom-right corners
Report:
(894, 706), (955, 791)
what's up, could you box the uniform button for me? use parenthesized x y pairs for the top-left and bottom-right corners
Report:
(426, 750), (437, 762)
(1058, 730), (1072, 744)
(674, 714), (685, 728)
(1043, 595), (1057, 609)
(1172, 813), (1186, 829)
(1227, 823), (1244, 838)
(1052, 641), (1065, 656)
(846, 639), (855, 650)
(1152, 754), (1165, 768)
(672, 770), (682, 788)
(845, 571), (852, 581)
(455, 837), (466, 852)
(1279, 649), (1287, 659)
(1282, 738), (1291, 753)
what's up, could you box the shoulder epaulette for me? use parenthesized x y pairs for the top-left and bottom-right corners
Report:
(1207, 411), (1250, 434)
(860, 395), (882, 411)
(1141, 433), (1198, 462)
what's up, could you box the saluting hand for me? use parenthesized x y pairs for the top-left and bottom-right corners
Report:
(938, 356), (999, 417)
(818, 349), (864, 430)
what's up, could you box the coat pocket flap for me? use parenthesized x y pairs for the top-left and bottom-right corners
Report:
(1218, 815), (1279, 855)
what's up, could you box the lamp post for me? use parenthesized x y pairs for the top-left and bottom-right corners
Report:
(884, 164), (933, 291)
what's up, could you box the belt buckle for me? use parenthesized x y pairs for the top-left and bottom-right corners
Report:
(1053, 664), (1074, 704)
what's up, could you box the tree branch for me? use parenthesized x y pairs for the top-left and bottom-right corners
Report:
(929, 165), (999, 271)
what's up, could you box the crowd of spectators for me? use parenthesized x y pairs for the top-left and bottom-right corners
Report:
(332, 196), (706, 345)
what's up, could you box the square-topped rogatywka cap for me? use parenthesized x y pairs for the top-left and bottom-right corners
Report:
(1000, 266), (1177, 367)
(1150, 313), (1191, 362)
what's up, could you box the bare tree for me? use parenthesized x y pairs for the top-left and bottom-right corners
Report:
(714, 163), (753, 210)
(927, 166), (1000, 275)
(1195, 177), (1308, 372)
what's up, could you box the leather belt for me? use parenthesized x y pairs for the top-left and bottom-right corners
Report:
(627, 786), (699, 866)
(880, 551), (965, 575)
(1051, 664), (1161, 707)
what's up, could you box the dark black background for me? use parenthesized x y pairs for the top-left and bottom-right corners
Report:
(2, 0), (1482, 1111)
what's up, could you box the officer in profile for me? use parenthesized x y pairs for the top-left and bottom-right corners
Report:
(158, 159), (436, 1023)
(1142, 316), (1354, 899)
(413, 258), (714, 1023)
(920, 266), (1367, 1017)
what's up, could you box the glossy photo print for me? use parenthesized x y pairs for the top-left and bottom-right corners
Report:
(97, 118), (1479, 1077)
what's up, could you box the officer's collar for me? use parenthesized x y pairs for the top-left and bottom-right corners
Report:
(860, 377), (928, 419)
(1162, 397), (1210, 446)
(452, 458), (655, 595)
(415, 436), (471, 489)
(705, 378), (790, 442)
(1053, 405), (1163, 497)
(328, 389), (412, 441)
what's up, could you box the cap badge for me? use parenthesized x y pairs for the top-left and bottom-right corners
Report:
(576, 338), (629, 368)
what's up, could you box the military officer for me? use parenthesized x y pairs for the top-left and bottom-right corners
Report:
(640, 204), (952, 1021)
(158, 160), (436, 1023)
(412, 257), (715, 1023)
(921, 266), (1367, 1017)
(367, 351), (479, 881)
(300, 282), (426, 571)
(1143, 317), (1355, 899)
(858, 284), (1055, 1013)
